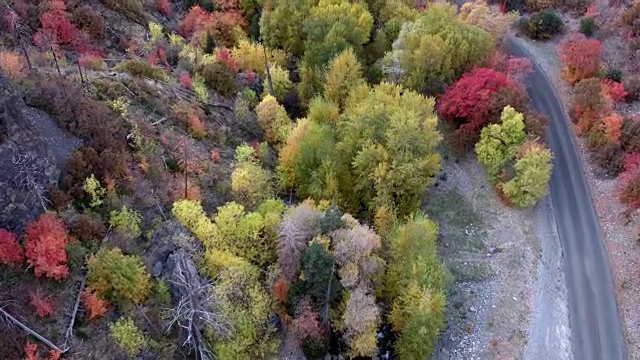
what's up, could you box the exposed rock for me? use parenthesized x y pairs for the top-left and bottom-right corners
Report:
(147, 220), (202, 278)
(164, 250), (205, 304)
(0, 75), (72, 232)
(236, 71), (263, 95)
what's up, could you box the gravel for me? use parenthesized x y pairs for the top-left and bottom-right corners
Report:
(428, 153), (570, 359)
(515, 33), (640, 359)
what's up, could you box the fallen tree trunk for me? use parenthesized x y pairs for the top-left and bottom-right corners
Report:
(0, 306), (67, 353)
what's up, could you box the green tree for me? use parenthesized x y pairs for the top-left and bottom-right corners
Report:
(109, 317), (148, 357)
(109, 206), (142, 238)
(324, 48), (366, 110)
(301, 241), (340, 304)
(83, 174), (106, 208)
(381, 3), (493, 91)
(265, 65), (293, 101)
(385, 215), (447, 360)
(260, 0), (318, 56)
(212, 264), (280, 360)
(303, 0), (374, 69)
(475, 105), (527, 182)
(213, 201), (284, 267)
(277, 118), (339, 200)
(307, 96), (340, 125)
(231, 144), (274, 210)
(172, 200), (219, 247)
(87, 247), (151, 305)
(338, 82), (442, 218)
(255, 95), (293, 147)
(501, 142), (553, 207)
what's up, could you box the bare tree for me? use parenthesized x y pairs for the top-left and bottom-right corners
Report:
(4, 5), (33, 71)
(10, 145), (51, 212)
(164, 252), (232, 360)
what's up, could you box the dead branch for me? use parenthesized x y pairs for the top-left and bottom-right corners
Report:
(64, 275), (87, 346)
(320, 264), (335, 330)
(10, 145), (51, 211)
(164, 252), (231, 360)
(0, 306), (67, 353)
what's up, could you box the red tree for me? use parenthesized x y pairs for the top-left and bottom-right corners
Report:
(157, 0), (173, 16)
(616, 152), (640, 212)
(29, 288), (54, 318)
(217, 47), (238, 74)
(559, 33), (602, 84)
(437, 68), (516, 135)
(179, 4), (246, 46)
(81, 288), (109, 319)
(25, 213), (70, 281)
(603, 113), (624, 143)
(0, 229), (24, 267)
(602, 80), (627, 103)
(24, 342), (61, 360)
(179, 5), (211, 38)
(292, 297), (325, 342)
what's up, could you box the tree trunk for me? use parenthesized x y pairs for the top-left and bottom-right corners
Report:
(263, 44), (274, 96)
(51, 46), (61, 77)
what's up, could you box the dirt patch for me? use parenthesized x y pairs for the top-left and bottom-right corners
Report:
(428, 153), (570, 360)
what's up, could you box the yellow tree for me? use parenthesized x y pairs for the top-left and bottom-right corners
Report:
(324, 48), (366, 110)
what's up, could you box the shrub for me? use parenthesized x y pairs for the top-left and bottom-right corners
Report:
(606, 68), (623, 83)
(525, 0), (556, 12)
(172, 200), (219, 246)
(558, 33), (602, 84)
(622, 117), (640, 153)
(571, 77), (605, 134)
(29, 288), (54, 318)
(82, 289), (109, 319)
(83, 174), (106, 208)
(113, 59), (167, 80)
(72, 5), (106, 40)
(87, 247), (151, 305)
(156, 0), (173, 15)
(602, 80), (627, 103)
(25, 213), (70, 281)
(71, 214), (105, 243)
(524, 111), (549, 140)
(195, 61), (237, 97)
(525, 10), (564, 40)
(0, 229), (24, 267)
(616, 153), (640, 212)
(579, 17), (596, 37)
(0, 50), (24, 81)
(109, 317), (147, 357)
(593, 142), (624, 175)
(624, 76), (640, 102)
(109, 206), (142, 238)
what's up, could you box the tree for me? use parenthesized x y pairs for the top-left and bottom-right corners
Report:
(276, 118), (338, 199)
(302, 0), (373, 69)
(87, 247), (151, 305)
(231, 144), (274, 210)
(83, 174), (105, 208)
(81, 289), (109, 320)
(231, 39), (287, 76)
(324, 48), (366, 110)
(342, 287), (380, 358)
(301, 242), (340, 304)
(559, 33), (602, 84)
(0, 229), (24, 267)
(213, 201), (283, 266)
(255, 95), (292, 147)
(278, 204), (324, 283)
(571, 77), (605, 135)
(337, 82), (442, 218)
(109, 317), (148, 357)
(307, 97), (340, 125)
(501, 141), (553, 207)
(260, 0), (317, 56)
(475, 106), (527, 182)
(25, 213), (70, 281)
(459, 0), (513, 43)
(616, 153), (640, 213)
(381, 3), (494, 92)
(264, 65), (293, 101)
(211, 264), (280, 359)
(109, 206), (142, 238)
(603, 113), (624, 143)
(172, 200), (219, 247)
(291, 297), (325, 343)
(437, 68), (522, 140)
(331, 224), (384, 290)
(385, 215), (447, 360)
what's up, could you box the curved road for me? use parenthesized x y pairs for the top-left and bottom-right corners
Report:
(507, 37), (626, 360)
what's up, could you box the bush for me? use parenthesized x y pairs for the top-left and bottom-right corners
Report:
(109, 206), (142, 238)
(0, 229), (24, 268)
(87, 247), (151, 305)
(624, 76), (640, 102)
(593, 143), (625, 176)
(524, 111), (549, 140)
(231, 146), (274, 210)
(109, 317), (147, 357)
(616, 153), (640, 212)
(622, 117), (640, 153)
(607, 68), (623, 83)
(525, 0), (556, 12)
(71, 214), (105, 243)
(72, 5), (106, 40)
(25, 213), (70, 280)
(525, 10), (564, 40)
(113, 59), (167, 80)
(196, 61), (237, 97)
(559, 34), (602, 84)
(579, 17), (596, 37)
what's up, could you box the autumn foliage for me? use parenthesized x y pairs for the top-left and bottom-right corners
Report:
(558, 33), (602, 84)
(24, 342), (60, 360)
(602, 80), (627, 103)
(156, 0), (172, 16)
(616, 152), (640, 212)
(82, 288), (109, 319)
(25, 213), (70, 281)
(179, 5), (246, 47)
(0, 229), (24, 267)
(29, 288), (54, 318)
(437, 68), (525, 144)
(603, 113), (624, 143)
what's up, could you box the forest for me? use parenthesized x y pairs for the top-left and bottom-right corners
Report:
(0, 0), (575, 359)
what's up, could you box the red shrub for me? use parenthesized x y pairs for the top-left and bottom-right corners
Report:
(24, 342), (61, 360)
(179, 4), (246, 47)
(211, 150), (221, 163)
(245, 70), (256, 84)
(25, 213), (70, 281)
(616, 152), (640, 212)
(179, 6), (211, 38)
(572, 77), (605, 135)
(81, 289), (109, 319)
(437, 68), (518, 136)
(29, 288), (54, 318)
(603, 113), (624, 143)
(0, 229), (24, 267)
(179, 72), (192, 89)
(506, 57), (533, 82)
(274, 277), (288, 304)
(559, 33), (602, 84)
(157, 0), (172, 16)
(602, 79), (627, 103)
(216, 48), (238, 74)
(292, 297), (325, 342)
